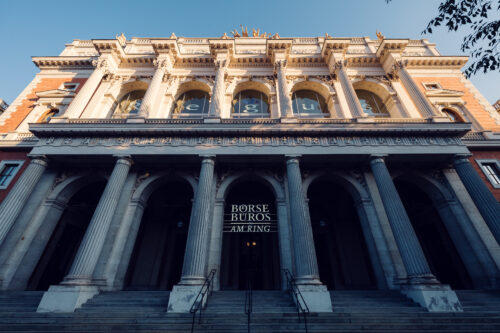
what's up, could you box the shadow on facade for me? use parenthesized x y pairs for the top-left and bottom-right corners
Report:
(124, 180), (193, 291)
(27, 181), (106, 291)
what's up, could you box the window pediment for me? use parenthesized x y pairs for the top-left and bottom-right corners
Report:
(425, 89), (464, 98)
(36, 89), (75, 98)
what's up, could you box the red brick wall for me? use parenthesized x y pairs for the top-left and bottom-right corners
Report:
(469, 151), (500, 202)
(0, 77), (87, 133)
(412, 77), (500, 132)
(0, 151), (30, 202)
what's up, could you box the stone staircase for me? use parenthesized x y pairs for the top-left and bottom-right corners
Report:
(0, 290), (499, 332)
(77, 290), (171, 313)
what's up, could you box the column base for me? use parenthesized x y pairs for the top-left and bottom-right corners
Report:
(203, 117), (221, 123)
(430, 116), (451, 123)
(126, 117), (146, 123)
(167, 284), (204, 313)
(37, 285), (99, 313)
(280, 117), (298, 123)
(400, 284), (463, 312)
(295, 284), (332, 312)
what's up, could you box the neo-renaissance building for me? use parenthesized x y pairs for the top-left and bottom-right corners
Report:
(0, 31), (499, 320)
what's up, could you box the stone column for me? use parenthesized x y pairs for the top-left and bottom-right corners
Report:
(395, 61), (439, 118)
(63, 58), (110, 119)
(207, 60), (226, 118)
(138, 57), (170, 117)
(334, 61), (365, 117)
(369, 155), (463, 312)
(275, 60), (293, 118)
(63, 156), (132, 285)
(285, 156), (320, 284)
(0, 156), (48, 246)
(369, 155), (437, 284)
(180, 156), (215, 284)
(168, 156), (216, 313)
(453, 155), (500, 244)
(285, 156), (332, 312)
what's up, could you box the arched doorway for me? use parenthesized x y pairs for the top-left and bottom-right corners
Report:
(220, 180), (281, 290)
(308, 179), (376, 290)
(395, 179), (473, 289)
(27, 181), (106, 291)
(124, 180), (193, 290)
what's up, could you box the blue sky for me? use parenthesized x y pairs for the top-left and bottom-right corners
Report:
(1, 0), (498, 104)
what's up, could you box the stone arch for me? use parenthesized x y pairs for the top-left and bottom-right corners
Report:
(132, 171), (197, 205)
(216, 171), (285, 202)
(352, 79), (401, 117)
(115, 80), (149, 102)
(290, 79), (332, 102)
(211, 171), (290, 290)
(439, 106), (466, 122)
(229, 79), (273, 97)
(173, 80), (213, 101)
(304, 170), (394, 290)
(393, 171), (485, 289)
(4, 173), (107, 290)
(104, 171), (197, 290)
(104, 80), (149, 118)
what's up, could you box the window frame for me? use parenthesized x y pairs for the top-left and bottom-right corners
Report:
(476, 159), (500, 189)
(291, 90), (329, 119)
(61, 82), (80, 92)
(0, 160), (25, 190)
(422, 82), (442, 91)
(171, 90), (210, 119)
(231, 90), (271, 119)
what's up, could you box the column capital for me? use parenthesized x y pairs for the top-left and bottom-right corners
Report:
(453, 153), (473, 164)
(214, 59), (228, 70)
(369, 154), (388, 164)
(199, 155), (216, 164)
(274, 59), (288, 70)
(113, 155), (133, 166)
(285, 155), (301, 164)
(153, 57), (172, 72)
(28, 154), (49, 166)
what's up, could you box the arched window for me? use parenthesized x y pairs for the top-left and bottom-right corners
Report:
(112, 90), (146, 118)
(37, 108), (59, 123)
(172, 90), (210, 118)
(232, 90), (270, 118)
(292, 90), (328, 118)
(442, 108), (464, 122)
(355, 89), (389, 116)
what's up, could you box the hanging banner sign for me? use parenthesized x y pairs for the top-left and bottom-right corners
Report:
(223, 204), (277, 233)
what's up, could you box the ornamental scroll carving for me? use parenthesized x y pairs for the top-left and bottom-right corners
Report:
(40, 135), (464, 148)
(92, 59), (111, 74)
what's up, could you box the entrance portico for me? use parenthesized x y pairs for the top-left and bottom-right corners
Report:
(0, 119), (497, 313)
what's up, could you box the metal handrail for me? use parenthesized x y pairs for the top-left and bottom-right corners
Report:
(244, 280), (253, 333)
(189, 269), (216, 333)
(283, 269), (309, 333)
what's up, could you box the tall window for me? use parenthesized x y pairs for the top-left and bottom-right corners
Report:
(477, 160), (500, 188)
(442, 108), (463, 122)
(292, 90), (328, 118)
(112, 90), (146, 118)
(0, 161), (24, 189)
(172, 90), (210, 118)
(37, 108), (59, 123)
(232, 90), (270, 118)
(355, 89), (389, 116)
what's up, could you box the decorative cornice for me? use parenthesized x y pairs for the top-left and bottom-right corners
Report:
(402, 56), (468, 69)
(29, 120), (471, 137)
(32, 56), (94, 69)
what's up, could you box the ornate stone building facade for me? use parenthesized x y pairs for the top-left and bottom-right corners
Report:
(0, 33), (499, 315)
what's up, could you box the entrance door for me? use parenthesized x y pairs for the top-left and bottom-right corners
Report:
(125, 180), (193, 290)
(308, 180), (377, 290)
(220, 180), (281, 290)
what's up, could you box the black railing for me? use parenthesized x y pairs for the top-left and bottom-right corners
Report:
(244, 280), (253, 333)
(283, 269), (310, 333)
(189, 269), (216, 333)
